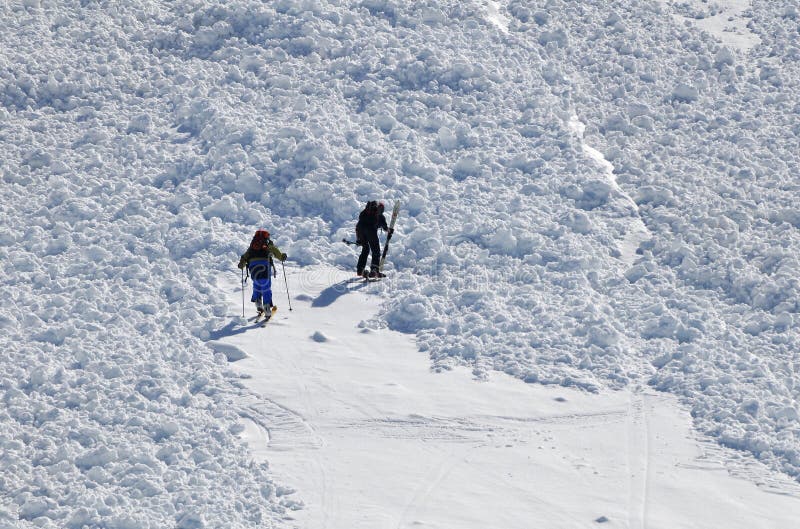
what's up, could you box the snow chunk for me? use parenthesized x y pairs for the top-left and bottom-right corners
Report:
(576, 180), (613, 210)
(20, 498), (55, 520)
(207, 341), (248, 362)
(670, 83), (699, 103)
(453, 156), (481, 180)
(177, 512), (205, 529)
(75, 446), (116, 470)
(375, 112), (397, 134)
(634, 186), (675, 207)
(538, 28), (568, 48)
(714, 48), (735, 70)
(127, 113), (152, 134)
(202, 196), (243, 222)
(437, 126), (459, 151)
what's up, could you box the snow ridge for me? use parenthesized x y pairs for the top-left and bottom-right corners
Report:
(567, 114), (651, 267)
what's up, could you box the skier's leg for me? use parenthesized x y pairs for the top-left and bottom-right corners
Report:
(249, 265), (260, 304)
(357, 244), (370, 275)
(250, 283), (259, 304)
(253, 279), (269, 312)
(368, 234), (381, 274)
(264, 277), (273, 308)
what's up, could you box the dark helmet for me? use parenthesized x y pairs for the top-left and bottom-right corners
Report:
(365, 200), (384, 213)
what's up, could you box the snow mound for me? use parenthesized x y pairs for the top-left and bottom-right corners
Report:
(311, 331), (329, 343)
(208, 341), (249, 362)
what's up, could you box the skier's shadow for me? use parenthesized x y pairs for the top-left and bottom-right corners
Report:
(312, 278), (366, 308)
(207, 318), (263, 340)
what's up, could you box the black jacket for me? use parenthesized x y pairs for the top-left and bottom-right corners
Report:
(356, 209), (388, 242)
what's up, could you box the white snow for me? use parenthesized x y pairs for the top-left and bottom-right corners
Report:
(657, 0), (761, 51)
(484, 1), (511, 34)
(3, 0), (800, 527)
(225, 266), (800, 528)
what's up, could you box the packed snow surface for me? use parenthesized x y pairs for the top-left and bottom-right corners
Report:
(226, 267), (800, 529)
(2, 0), (800, 526)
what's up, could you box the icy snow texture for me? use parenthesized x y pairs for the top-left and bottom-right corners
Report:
(2, 0), (800, 524)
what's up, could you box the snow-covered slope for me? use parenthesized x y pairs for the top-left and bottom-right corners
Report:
(2, 0), (800, 526)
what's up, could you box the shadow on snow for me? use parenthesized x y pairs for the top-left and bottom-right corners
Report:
(207, 317), (267, 340)
(311, 278), (367, 308)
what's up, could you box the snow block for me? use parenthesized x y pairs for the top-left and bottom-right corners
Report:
(207, 341), (248, 362)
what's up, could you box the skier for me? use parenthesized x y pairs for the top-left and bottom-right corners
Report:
(356, 200), (392, 278)
(238, 229), (287, 316)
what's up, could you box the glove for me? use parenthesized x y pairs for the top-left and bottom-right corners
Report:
(388, 228), (394, 236)
(280, 253), (287, 262)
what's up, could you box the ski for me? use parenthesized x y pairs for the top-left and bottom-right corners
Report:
(378, 201), (400, 273)
(261, 306), (278, 327)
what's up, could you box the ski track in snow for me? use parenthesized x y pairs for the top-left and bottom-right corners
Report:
(626, 389), (650, 529)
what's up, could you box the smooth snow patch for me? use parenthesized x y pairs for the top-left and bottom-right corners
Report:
(223, 266), (800, 529)
(660, 0), (760, 51)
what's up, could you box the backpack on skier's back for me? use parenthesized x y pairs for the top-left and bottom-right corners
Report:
(250, 229), (271, 251)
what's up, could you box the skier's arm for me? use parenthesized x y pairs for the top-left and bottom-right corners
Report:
(269, 244), (288, 262)
(237, 250), (250, 269)
(378, 214), (388, 231)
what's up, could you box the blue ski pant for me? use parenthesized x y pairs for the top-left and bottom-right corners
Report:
(251, 278), (273, 307)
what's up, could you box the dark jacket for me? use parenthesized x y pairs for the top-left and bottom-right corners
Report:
(356, 208), (388, 242)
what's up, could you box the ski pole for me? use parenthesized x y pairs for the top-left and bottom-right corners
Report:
(241, 268), (246, 317)
(281, 260), (292, 312)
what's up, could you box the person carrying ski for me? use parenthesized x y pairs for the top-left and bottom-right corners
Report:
(238, 229), (287, 315)
(356, 200), (392, 278)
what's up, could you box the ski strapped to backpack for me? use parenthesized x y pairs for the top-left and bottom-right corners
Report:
(378, 201), (400, 273)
